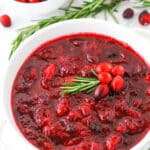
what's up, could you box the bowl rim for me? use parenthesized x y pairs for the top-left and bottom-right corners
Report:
(2, 18), (150, 150)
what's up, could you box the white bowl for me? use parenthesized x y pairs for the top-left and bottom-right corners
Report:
(2, 19), (150, 150)
(6, 0), (66, 18)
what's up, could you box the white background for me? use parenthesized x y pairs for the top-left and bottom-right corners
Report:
(0, 0), (149, 149)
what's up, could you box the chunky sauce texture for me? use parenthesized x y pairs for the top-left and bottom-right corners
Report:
(11, 33), (150, 150)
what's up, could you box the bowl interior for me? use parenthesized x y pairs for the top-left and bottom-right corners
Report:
(3, 19), (150, 150)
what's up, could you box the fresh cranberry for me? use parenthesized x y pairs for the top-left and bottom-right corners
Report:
(56, 98), (70, 117)
(111, 65), (125, 76)
(98, 72), (112, 84)
(111, 76), (124, 92)
(94, 84), (109, 99)
(0, 14), (11, 27)
(123, 8), (134, 19)
(96, 62), (113, 73)
(106, 133), (122, 150)
(139, 10), (150, 26)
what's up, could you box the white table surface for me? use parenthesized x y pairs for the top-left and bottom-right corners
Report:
(0, 0), (149, 150)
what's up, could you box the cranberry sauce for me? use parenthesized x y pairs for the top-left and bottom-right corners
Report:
(11, 33), (150, 150)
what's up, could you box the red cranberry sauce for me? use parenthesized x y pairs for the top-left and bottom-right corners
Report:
(11, 33), (150, 150)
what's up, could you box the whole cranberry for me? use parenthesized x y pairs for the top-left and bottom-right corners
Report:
(0, 14), (11, 27)
(98, 72), (112, 84)
(96, 62), (113, 73)
(123, 8), (134, 19)
(111, 76), (124, 92)
(94, 84), (109, 99)
(111, 65), (125, 76)
(139, 10), (150, 26)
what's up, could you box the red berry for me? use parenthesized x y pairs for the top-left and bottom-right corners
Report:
(94, 84), (109, 99)
(123, 8), (134, 19)
(111, 65), (125, 76)
(96, 62), (113, 73)
(139, 11), (150, 26)
(98, 72), (112, 84)
(43, 64), (56, 80)
(111, 76), (124, 92)
(0, 14), (11, 27)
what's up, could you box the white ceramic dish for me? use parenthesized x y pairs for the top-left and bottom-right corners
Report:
(2, 19), (150, 150)
(6, 0), (66, 18)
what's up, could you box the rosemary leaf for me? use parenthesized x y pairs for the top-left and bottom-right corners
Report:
(61, 76), (100, 94)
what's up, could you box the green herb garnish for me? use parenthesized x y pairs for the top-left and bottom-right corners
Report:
(61, 76), (100, 94)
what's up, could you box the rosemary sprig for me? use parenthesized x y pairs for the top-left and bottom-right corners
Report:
(9, 0), (123, 59)
(61, 76), (100, 94)
(139, 0), (150, 7)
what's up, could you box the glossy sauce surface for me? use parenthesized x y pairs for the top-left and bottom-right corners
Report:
(11, 33), (150, 150)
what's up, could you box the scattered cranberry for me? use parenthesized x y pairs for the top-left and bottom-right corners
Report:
(111, 76), (124, 92)
(96, 62), (113, 73)
(94, 84), (109, 99)
(111, 65), (125, 76)
(139, 10), (150, 26)
(98, 72), (112, 84)
(0, 14), (11, 27)
(123, 8), (134, 19)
